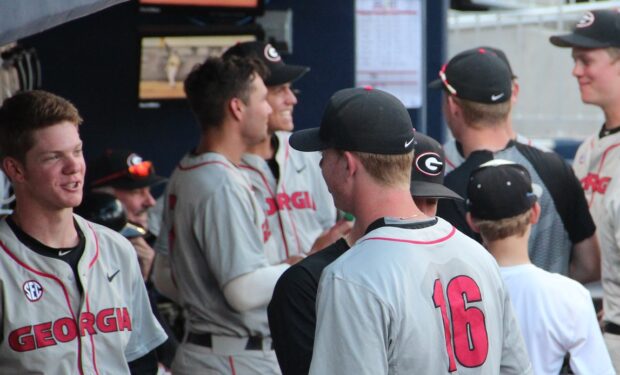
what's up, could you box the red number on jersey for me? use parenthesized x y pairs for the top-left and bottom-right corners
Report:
(432, 276), (489, 372)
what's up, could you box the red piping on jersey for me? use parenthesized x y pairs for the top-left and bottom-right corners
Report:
(444, 155), (456, 169)
(84, 222), (101, 374)
(239, 163), (292, 258)
(84, 295), (100, 375)
(587, 142), (620, 206)
(0, 239), (84, 375)
(177, 160), (233, 171)
(281, 141), (303, 253)
(228, 356), (237, 375)
(362, 225), (457, 245)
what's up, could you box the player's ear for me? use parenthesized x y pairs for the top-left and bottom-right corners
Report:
(342, 151), (358, 177)
(2, 157), (25, 183)
(465, 213), (480, 233)
(530, 202), (541, 224)
(229, 97), (244, 122)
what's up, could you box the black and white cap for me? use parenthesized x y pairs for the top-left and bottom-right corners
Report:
(550, 9), (620, 49)
(466, 160), (538, 220)
(410, 133), (462, 200)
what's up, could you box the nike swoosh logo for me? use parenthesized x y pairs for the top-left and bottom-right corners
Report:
(404, 137), (415, 148)
(107, 270), (120, 282)
(491, 93), (505, 101)
(58, 250), (71, 256)
(296, 165), (306, 173)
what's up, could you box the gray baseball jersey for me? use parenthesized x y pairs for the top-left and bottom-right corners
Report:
(443, 134), (534, 174)
(159, 152), (276, 336)
(240, 131), (336, 263)
(573, 131), (620, 325)
(310, 217), (532, 375)
(0, 215), (167, 374)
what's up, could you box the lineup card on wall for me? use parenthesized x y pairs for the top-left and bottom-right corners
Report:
(355, 0), (423, 108)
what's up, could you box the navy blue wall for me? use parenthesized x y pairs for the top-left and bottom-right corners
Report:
(23, 0), (446, 178)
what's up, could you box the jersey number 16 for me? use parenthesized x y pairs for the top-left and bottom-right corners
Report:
(433, 276), (489, 372)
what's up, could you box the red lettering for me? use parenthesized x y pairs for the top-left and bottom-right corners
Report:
(8, 307), (133, 352)
(265, 197), (278, 216)
(97, 308), (118, 333)
(581, 173), (612, 194)
(262, 219), (272, 243)
(54, 318), (77, 343)
(277, 193), (291, 210)
(8, 326), (35, 352)
(117, 307), (132, 332)
(79, 312), (96, 336)
(33, 321), (56, 348)
(291, 192), (305, 209)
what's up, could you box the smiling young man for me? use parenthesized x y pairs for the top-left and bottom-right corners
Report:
(223, 42), (347, 265)
(0, 90), (167, 374)
(550, 9), (620, 370)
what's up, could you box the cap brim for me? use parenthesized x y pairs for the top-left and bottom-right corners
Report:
(112, 175), (167, 190)
(549, 33), (610, 48)
(265, 64), (310, 86)
(410, 181), (463, 200)
(428, 78), (442, 89)
(289, 127), (329, 152)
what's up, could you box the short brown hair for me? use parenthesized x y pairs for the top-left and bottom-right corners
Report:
(607, 47), (620, 61)
(453, 96), (511, 127)
(352, 150), (413, 187)
(184, 56), (267, 131)
(0, 90), (82, 163)
(472, 208), (532, 242)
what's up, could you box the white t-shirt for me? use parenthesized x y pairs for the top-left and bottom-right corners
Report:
(500, 263), (614, 375)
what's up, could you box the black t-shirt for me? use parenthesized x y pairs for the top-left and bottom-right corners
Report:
(268, 238), (349, 375)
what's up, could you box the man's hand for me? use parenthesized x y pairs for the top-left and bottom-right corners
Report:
(308, 219), (354, 255)
(129, 236), (156, 281)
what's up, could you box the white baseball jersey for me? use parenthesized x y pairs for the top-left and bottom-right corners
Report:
(310, 217), (532, 375)
(572, 131), (620, 326)
(0, 215), (167, 374)
(240, 131), (336, 263)
(443, 134), (534, 174)
(157, 152), (280, 373)
(501, 264), (614, 375)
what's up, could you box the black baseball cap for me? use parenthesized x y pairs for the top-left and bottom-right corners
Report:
(479, 46), (517, 79)
(87, 150), (166, 190)
(466, 160), (537, 220)
(410, 133), (462, 200)
(289, 87), (415, 154)
(223, 41), (310, 86)
(550, 10), (620, 48)
(429, 47), (512, 104)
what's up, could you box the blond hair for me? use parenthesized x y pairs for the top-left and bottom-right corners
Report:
(472, 209), (532, 242)
(351, 150), (413, 187)
(453, 96), (511, 128)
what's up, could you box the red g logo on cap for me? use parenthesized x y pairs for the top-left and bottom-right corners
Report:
(576, 11), (595, 28)
(416, 152), (443, 176)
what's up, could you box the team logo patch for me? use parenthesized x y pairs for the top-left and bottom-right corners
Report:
(23, 280), (43, 302)
(415, 152), (443, 176)
(576, 11), (595, 28)
(126, 153), (144, 167)
(264, 44), (282, 62)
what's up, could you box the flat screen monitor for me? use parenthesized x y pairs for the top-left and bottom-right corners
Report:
(138, 27), (261, 103)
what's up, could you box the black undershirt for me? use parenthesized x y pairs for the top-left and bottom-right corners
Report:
(7, 215), (86, 294)
(599, 123), (620, 138)
(266, 133), (280, 180)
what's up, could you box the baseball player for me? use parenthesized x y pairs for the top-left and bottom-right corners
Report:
(157, 56), (294, 374)
(465, 160), (614, 375)
(441, 46), (539, 173)
(223, 41), (345, 264)
(433, 47), (600, 283)
(289, 87), (532, 374)
(550, 9), (620, 369)
(0, 90), (167, 374)
(267, 132), (463, 375)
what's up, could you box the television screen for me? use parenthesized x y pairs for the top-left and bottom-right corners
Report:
(138, 0), (264, 16)
(138, 32), (257, 101)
